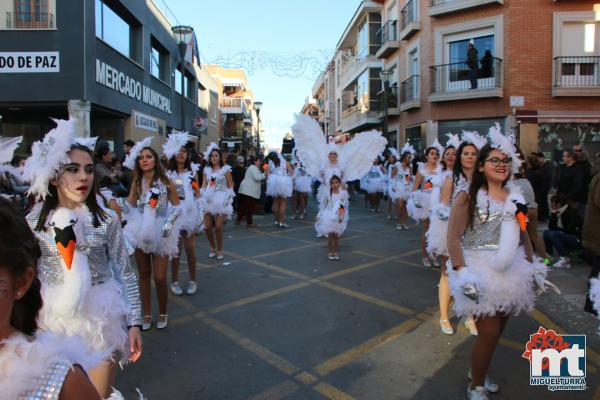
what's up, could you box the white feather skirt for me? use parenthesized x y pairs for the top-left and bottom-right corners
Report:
(315, 202), (348, 237)
(407, 190), (431, 221)
(388, 181), (411, 202)
(123, 208), (181, 258)
(176, 196), (201, 236)
(447, 246), (539, 318)
(202, 188), (234, 218)
(39, 279), (130, 362)
(266, 174), (293, 198)
(361, 178), (386, 194)
(294, 175), (312, 193)
(426, 205), (449, 256)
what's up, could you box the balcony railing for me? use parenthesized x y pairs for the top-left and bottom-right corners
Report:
(6, 12), (54, 29)
(429, 0), (503, 16)
(400, 75), (420, 104)
(554, 57), (600, 87)
(430, 57), (502, 94)
(224, 128), (245, 138)
(376, 20), (398, 45)
(401, 0), (417, 31)
(381, 85), (399, 109)
(222, 97), (243, 108)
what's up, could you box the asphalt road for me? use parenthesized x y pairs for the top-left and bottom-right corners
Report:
(117, 198), (600, 400)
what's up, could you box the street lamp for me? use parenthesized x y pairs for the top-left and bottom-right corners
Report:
(379, 69), (392, 144)
(254, 101), (263, 156)
(171, 25), (194, 134)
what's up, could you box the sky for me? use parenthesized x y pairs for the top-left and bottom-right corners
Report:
(158, 0), (362, 150)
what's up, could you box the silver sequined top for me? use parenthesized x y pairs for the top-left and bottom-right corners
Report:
(19, 360), (70, 400)
(136, 180), (169, 217)
(26, 204), (143, 326)
(451, 174), (470, 203)
(462, 199), (514, 251)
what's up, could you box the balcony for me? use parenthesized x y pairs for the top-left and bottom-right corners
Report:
(376, 20), (400, 59)
(429, 57), (503, 102)
(221, 97), (246, 114)
(428, 0), (503, 17)
(399, 0), (420, 40)
(5, 12), (54, 29)
(400, 75), (421, 111)
(553, 56), (600, 97)
(224, 128), (246, 139)
(340, 103), (381, 133)
(378, 85), (400, 116)
(340, 53), (381, 90)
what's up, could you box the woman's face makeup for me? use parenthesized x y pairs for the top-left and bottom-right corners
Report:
(175, 147), (187, 164)
(461, 145), (478, 171)
(481, 149), (511, 183)
(427, 149), (439, 164)
(210, 151), (220, 166)
(54, 149), (94, 204)
(138, 149), (155, 172)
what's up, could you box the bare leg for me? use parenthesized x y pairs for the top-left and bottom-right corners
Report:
(421, 219), (430, 258)
(400, 201), (408, 224)
(134, 250), (152, 317)
(299, 193), (307, 214)
(438, 259), (452, 323)
(292, 192), (298, 215)
(89, 361), (117, 398)
(333, 234), (339, 253)
(215, 215), (225, 251)
(279, 197), (287, 223)
(183, 233), (197, 282)
(327, 235), (333, 254)
(152, 254), (169, 315)
(395, 200), (402, 225)
(171, 239), (183, 284)
(204, 214), (216, 250)
(272, 198), (279, 223)
(470, 314), (508, 388)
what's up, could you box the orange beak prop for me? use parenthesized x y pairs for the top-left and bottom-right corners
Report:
(423, 180), (433, 190)
(191, 179), (199, 190)
(54, 226), (77, 270)
(338, 205), (345, 219)
(149, 192), (159, 208)
(515, 203), (528, 232)
(405, 175), (410, 182)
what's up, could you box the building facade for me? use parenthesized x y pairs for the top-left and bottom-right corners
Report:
(0, 0), (220, 158)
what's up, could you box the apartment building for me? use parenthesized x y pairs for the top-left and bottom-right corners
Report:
(204, 65), (259, 155)
(376, 0), (600, 157)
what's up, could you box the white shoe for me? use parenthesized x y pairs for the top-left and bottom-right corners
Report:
(396, 224), (403, 230)
(217, 252), (224, 260)
(466, 385), (488, 400)
(334, 253), (340, 260)
(328, 253), (335, 260)
(439, 319), (454, 335)
(157, 314), (168, 330)
(468, 369), (499, 393)
(465, 318), (478, 336)
(142, 315), (152, 331)
(422, 257), (432, 267)
(208, 249), (217, 258)
(552, 256), (571, 269)
(186, 281), (197, 295)
(170, 282), (183, 296)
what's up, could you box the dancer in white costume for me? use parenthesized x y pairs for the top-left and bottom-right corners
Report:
(123, 138), (181, 332)
(265, 151), (294, 227)
(292, 150), (312, 219)
(447, 126), (550, 399)
(163, 132), (203, 297)
(384, 151), (396, 220)
(291, 114), (387, 214)
(389, 143), (415, 229)
(201, 143), (235, 260)
(408, 142), (443, 267)
(23, 119), (142, 397)
(315, 175), (348, 260)
(361, 158), (386, 212)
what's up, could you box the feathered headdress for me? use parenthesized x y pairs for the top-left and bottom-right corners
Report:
(203, 142), (219, 160)
(388, 147), (399, 160)
(24, 119), (81, 201)
(0, 136), (23, 164)
(74, 136), (99, 151)
(163, 132), (192, 160)
(445, 133), (461, 150)
(123, 136), (153, 170)
(327, 136), (339, 155)
(487, 123), (521, 173)
(400, 142), (416, 156)
(431, 139), (444, 156)
(461, 130), (487, 150)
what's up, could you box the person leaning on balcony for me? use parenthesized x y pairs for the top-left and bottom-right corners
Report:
(466, 42), (479, 89)
(480, 50), (493, 78)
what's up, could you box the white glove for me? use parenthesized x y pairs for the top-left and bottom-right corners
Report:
(162, 206), (181, 237)
(436, 206), (450, 221)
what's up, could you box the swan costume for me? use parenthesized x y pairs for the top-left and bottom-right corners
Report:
(315, 189), (349, 237)
(361, 164), (386, 194)
(201, 143), (235, 218)
(293, 154), (312, 194)
(23, 119), (142, 363)
(266, 153), (293, 198)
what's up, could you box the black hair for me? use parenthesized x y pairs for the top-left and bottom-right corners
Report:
(267, 152), (281, 167)
(550, 193), (568, 207)
(400, 151), (412, 163)
(124, 140), (135, 147)
(425, 146), (439, 161)
(94, 140), (111, 163)
(329, 175), (341, 196)
(453, 142), (478, 186)
(0, 199), (43, 335)
(208, 148), (225, 168)
(467, 144), (510, 229)
(167, 146), (191, 172)
(35, 144), (108, 231)
(132, 146), (171, 198)
(10, 155), (25, 168)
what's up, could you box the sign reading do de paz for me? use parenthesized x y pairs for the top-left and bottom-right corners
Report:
(0, 52), (59, 73)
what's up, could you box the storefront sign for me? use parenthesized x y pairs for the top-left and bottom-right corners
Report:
(0, 52), (59, 73)
(95, 59), (172, 114)
(133, 111), (159, 132)
(510, 96), (525, 107)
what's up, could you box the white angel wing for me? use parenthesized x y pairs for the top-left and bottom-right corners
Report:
(338, 129), (387, 181)
(290, 114), (328, 177)
(0, 136), (23, 164)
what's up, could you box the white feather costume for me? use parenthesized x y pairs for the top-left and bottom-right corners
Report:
(361, 164), (386, 194)
(447, 183), (546, 318)
(407, 163), (441, 221)
(291, 114), (386, 208)
(588, 278), (600, 331)
(167, 169), (202, 236)
(201, 165), (235, 218)
(388, 162), (412, 202)
(0, 332), (104, 400)
(293, 158), (312, 194)
(315, 189), (349, 237)
(266, 153), (293, 198)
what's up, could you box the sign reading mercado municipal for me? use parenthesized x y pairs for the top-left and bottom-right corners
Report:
(95, 59), (172, 114)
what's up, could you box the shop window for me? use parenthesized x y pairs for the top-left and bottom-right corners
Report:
(174, 67), (183, 94)
(150, 36), (170, 83)
(95, 0), (140, 62)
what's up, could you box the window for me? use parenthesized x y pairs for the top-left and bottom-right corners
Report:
(357, 18), (369, 60)
(96, 0), (131, 59)
(15, 0), (51, 28)
(174, 67), (183, 94)
(357, 70), (369, 111)
(150, 37), (170, 82)
(448, 35), (494, 64)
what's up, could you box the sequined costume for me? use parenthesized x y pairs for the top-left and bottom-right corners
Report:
(447, 184), (545, 318)
(407, 163), (440, 221)
(201, 165), (235, 218)
(360, 165), (386, 194)
(167, 170), (202, 235)
(315, 189), (349, 237)
(123, 179), (181, 258)
(0, 332), (105, 400)
(266, 155), (293, 198)
(27, 204), (142, 361)
(388, 163), (412, 202)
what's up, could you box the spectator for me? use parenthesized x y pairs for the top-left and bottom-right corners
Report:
(584, 156), (600, 314)
(232, 156), (246, 211)
(466, 42), (479, 89)
(514, 165), (547, 259)
(9, 155), (29, 195)
(94, 141), (128, 197)
(535, 152), (553, 222)
(120, 139), (135, 190)
(236, 156), (265, 227)
(557, 149), (584, 208)
(543, 194), (583, 268)
(480, 50), (493, 78)
(122, 139), (135, 162)
(573, 143), (592, 217)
